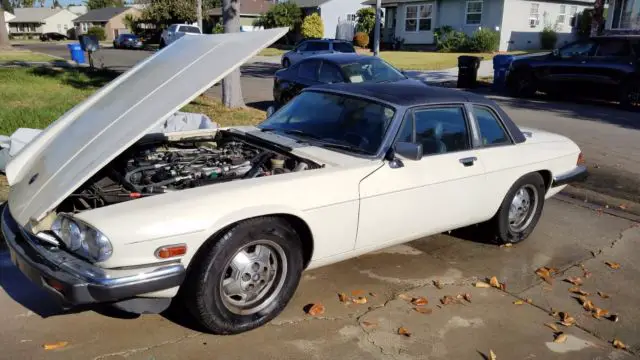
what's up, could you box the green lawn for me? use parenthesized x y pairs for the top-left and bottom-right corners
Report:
(0, 50), (58, 63)
(258, 47), (287, 57)
(0, 67), (266, 136)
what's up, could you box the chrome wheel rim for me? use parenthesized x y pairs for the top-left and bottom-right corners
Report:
(508, 184), (538, 233)
(219, 240), (287, 315)
(627, 86), (640, 106)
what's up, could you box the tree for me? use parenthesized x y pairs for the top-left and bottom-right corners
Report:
(2, 0), (12, 12)
(590, 0), (604, 37)
(355, 7), (375, 34)
(140, 0), (197, 28)
(301, 12), (323, 39)
(254, 2), (301, 30)
(221, 0), (244, 108)
(52, 0), (61, 8)
(0, 2), (10, 50)
(86, 0), (125, 10)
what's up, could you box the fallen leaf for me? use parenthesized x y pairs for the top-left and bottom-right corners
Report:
(474, 281), (491, 288)
(568, 287), (590, 296)
(535, 267), (553, 284)
(351, 290), (365, 296)
(560, 312), (576, 327)
(489, 349), (497, 360)
(613, 339), (626, 349)
(369, 292), (377, 297)
(398, 293), (413, 301)
(526, 298), (533, 304)
(411, 297), (428, 306)
(544, 323), (560, 332)
(554, 333), (568, 344)
(338, 293), (349, 303)
(582, 299), (596, 312)
(306, 303), (325, 316)
(500, 243), (513, 248)
(619, 203), (627, 210)
(513, 300), (525, 305)
(352, 297), (368, 305)
(43, 341), (68, 350)
(440, 295), (456, 305)
(605, 261), (621, 270)
(433, 280), (444, 289)
(398, 327), (411, 337)
(597, 291), (610, 299)
(361, 321), (378, 328)
(592, 308), (609, 319)
(565, 277), (583, 286)
(463, 293), (472, 303)
(500, 282), (507, 291)
(580, 265), (592, 279)
(607, 314), (619, 322)
(414, 307), (433, 314)
(489, 276), (500, 288)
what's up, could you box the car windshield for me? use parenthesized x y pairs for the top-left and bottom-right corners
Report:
(180, 26), (201, 33)
(341, 57), (406, 83)
(258, 91), (396, 155)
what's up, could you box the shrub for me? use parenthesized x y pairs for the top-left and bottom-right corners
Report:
(577, 9), (593, 38)
(87, 26), (106, 41)
(353, 31), (369, 48)
(213, 21), (224, 34)
(301, 13), (324, 39)
(540, 26), (558, 49)
(466, 28), (500, 52)
(434, 26), (468, 52)
(355, 7), (375, 34)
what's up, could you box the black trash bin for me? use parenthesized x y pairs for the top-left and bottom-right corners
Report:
(457, 55), (482, 88)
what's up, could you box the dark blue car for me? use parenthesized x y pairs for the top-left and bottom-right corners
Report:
(113, 34), (144, 50)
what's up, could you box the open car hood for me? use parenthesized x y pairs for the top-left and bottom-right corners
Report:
(6, 27), (289, 226)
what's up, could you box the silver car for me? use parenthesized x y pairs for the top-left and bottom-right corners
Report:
(281, 39), (356, 68)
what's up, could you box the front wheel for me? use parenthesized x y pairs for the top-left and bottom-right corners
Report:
(619, 80), (640, 111)
(507, 70), (537, 98)
(489, 172), (545, 244)
(184, 217), (304, 335)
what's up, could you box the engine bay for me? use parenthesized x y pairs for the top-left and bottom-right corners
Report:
(58, 130), (319, 213)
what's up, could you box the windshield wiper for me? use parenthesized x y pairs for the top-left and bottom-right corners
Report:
(260, 128), (323, 141)
(317, 142), (373, 155)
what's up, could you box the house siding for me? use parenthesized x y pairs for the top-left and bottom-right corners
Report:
(438, 0), (505, 36)
(319, 0), (365, 38)
(498, 0), (592, 51)
(41, 9), (76, 34)
(104, 8), (140, 40)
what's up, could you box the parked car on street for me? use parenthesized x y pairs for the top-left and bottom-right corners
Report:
(2, 28), (588, 336)
(40, 32), (68, 41)
(506, 35), (640, 110)
(159, 23), (202, 49)
(273, 53), (411, 106)
(113, 33), (144, 50)
(280, 38), (356, 68)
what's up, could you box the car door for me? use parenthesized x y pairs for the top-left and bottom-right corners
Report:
(291, 59), (322, 95)
(356, 104), (487, 251)
(538, 39), (597, 94)
(318, 60), (346, 84)
(586, 38), (636, 97)
(165, 24), (177, 44)
(288, 41), (308, 65)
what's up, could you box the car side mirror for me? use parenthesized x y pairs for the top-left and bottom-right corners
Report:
(395, 142), (423, 161)
(266, 105), (276, 118)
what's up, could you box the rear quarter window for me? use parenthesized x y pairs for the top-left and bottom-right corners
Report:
(179, 25), (201, 34)
(333, 42), (355, 53)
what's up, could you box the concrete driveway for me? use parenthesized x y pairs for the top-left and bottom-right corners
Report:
(1, 197), (638, 359)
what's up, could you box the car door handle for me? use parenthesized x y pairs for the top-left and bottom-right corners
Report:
(459, 157), (477, 167)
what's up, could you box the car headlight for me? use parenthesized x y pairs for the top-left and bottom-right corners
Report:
(51, 215), (113, 263)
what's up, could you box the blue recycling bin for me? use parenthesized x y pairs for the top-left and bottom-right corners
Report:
(67, 43), (86, 64)
(492, 54), (514, 92)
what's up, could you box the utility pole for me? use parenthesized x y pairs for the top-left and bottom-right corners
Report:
(197, 0), (203, 30)
(373, 0), (381, 56)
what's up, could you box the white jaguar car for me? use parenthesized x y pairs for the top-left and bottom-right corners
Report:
(1, 28), (587, 335)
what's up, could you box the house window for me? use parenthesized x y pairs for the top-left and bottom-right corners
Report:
(465, 0), (483, 25)
(569, 5), (578, 27)
(557, 5), (566, 25)
(613, 0), (640, 29)
(529, 3), (540, 27)
(346, 14), (356, 21)
(405, 4), (433, 32)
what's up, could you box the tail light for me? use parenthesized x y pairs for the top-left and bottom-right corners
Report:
(577, 152), (585, 165)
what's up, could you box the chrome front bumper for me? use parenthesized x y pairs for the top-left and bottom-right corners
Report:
(552, 165), (588, 187)
(1, 205), (185, 306)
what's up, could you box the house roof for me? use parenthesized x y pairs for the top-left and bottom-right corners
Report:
(208, 0), (275, 16)
(72, 7), (130, 22)
(7, 8), (63, 23)
(362, 0), (594, 5)
(286, 0), (332, 8)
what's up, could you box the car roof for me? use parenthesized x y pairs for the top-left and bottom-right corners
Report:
(304, 53), (375, 64)
(298, 38), (350, 44)
(307, 81), (491, 107)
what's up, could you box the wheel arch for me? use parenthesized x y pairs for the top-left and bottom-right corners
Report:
(488, 170), (551, 220)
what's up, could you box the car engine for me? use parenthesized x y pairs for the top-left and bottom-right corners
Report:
(60, 131), (319, 212)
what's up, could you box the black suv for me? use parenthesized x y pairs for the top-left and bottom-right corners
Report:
(506, 35), (640, 109)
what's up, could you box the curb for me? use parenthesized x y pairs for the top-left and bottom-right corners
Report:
(559, 185), (640, 221)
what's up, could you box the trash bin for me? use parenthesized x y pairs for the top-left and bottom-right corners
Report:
(457, 56), (482, 88)
(492, 54), (515, 92)
(67, 43), (86, 64)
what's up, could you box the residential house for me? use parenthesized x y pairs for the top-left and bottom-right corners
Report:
(208, 0), (274, 30)
(3, 10), (15, 33)
(73, 7), (141, 41)
(7, 8), (77, 37)
(605, 0), (640, 33)
(283, 0), (367, 40)
(363, 0), (594, 51)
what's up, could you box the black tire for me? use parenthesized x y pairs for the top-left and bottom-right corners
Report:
(282, 57), (290, 68)
(507, 69), (536, 98)
(619, 80), (640, 111)
(159, 39), (166, 49)
(489, 172), (545, 244)
(184, 216), (304, 335)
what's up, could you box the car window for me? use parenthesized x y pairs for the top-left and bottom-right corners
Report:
(341, 57), (406, 83)
(179, 25), (201, 33)
(594, 39), (631, 57)
(296, 42), (308, 52)
(473, 106), (511, 146)
(398, 106), (470, 156)
(558, 40), (596, 58)
(306, 41), (330, 51)
(332, 42), (356, 53)
(168, 25), (177, 32)
(318, 61), (344, 83)
(297, 60), (321, 80)
(259, 91), (396, 154)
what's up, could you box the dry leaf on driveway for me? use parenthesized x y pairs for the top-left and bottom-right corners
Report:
(43, 341), (68, 350)
(554, 333), (568, 343)
(352, 297), (368, 305)
(440, 295), (457, 305)
(564, 276), (583, 286)
(306, 303), (325, 316)
(568, 287), (590, 296)
(398, 293), (413, 301)
(560, 312), (576, 327)
(338, 293), (349, 303)
(433, 280), (444, 289)
(489, 349), (497, 360)
(612, 339), (626, 349)
(398, 327), (411, 337)
(463, 293), (472, 303)
(592, 308), (609, 319)
(597, 291), (610, 299)
(605, 261), (621, 270)
(535, 267), (554, 284)
(489, 276), (500, 288)
(474, 281), (491, 288)
(411, 297), (428, 306)
(513, 300), (525, 305)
